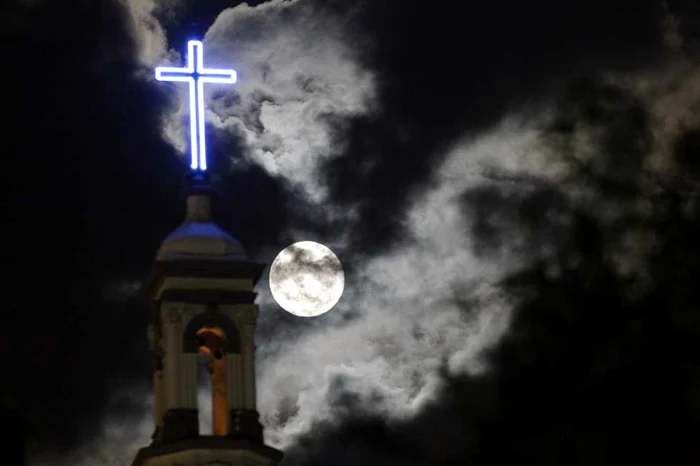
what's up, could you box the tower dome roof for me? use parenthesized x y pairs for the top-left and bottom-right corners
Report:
(156, 220), (248, 261)
(155, 173), (248, 262)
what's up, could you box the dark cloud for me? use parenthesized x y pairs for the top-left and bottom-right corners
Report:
(1, 0), (177, 454)
(460, 183), (573, 260)
(451, 69), (700, 461)
(463, 197), (700, 464)
(156, 0), (274, 48)
(545, 77), (652, 186)
(214, 153), (298, 253)
(673, 128), (700, 185)
(459, 76), (653, 261)
(280, 75), (700, 464)
(315, 0), (671, 254)
(281, 368), (495, 466)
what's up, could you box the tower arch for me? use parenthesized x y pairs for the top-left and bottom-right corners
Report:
(183, 310), (241, 354)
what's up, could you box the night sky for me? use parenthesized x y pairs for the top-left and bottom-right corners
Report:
(3, 0), (700, 464)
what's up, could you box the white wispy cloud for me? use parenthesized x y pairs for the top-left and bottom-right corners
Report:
(156, 0), (376, 204)
(254, 118), (537, 449)
(123, 0), (178, 68)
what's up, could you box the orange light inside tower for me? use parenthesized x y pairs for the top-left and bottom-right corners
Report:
(197, 326), (229, 436)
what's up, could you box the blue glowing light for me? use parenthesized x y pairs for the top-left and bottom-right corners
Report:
(155, 40), (237, 171)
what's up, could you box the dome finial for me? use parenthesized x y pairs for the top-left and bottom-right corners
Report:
(185, 170), (214, 223)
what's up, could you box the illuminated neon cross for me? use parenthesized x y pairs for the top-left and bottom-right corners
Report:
(155, 40), (237, 171)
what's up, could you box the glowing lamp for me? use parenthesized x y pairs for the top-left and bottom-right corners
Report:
(155, 40), (237, 171)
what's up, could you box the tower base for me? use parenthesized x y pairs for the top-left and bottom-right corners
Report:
(132, 436), (283, 466)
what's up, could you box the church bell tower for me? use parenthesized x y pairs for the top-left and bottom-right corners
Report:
(132, 37), (282, 466)
(131, 172), (283, 466)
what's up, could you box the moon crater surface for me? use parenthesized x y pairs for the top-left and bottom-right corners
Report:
(269, 241), (344, 317)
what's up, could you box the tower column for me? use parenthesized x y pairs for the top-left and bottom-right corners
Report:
(226, 353), (243, 409)
(241, 323), (257, 409)
(163, 312), (182, 408)
(147, 324), (167, 431)
(153, 369), (165, 429)
(160, 310), (199, 442)
(179, 353), (198, 409)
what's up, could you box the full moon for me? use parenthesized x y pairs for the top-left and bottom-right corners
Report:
(269, 241), (345, 317)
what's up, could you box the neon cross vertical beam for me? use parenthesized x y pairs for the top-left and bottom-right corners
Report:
(155, 40), (237, 171)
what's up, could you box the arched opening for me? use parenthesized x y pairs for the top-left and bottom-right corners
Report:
(196, 326), (229, 436)
(183, 312), (241, 354)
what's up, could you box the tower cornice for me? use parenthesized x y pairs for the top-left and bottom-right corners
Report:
(141, 259), (266, 303)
